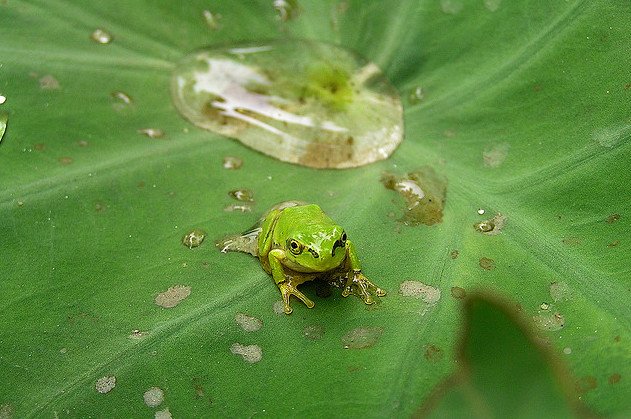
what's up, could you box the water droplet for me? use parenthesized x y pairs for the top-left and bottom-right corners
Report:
(95, 375), (116, 394)
(0, 112), (7, 144)
(606, 213), (621, 223)
(273, 0), (299, 21)
(143, 387), (164, 408)
(399, 280), (441, 304)
(484, 0), (502, 12)
(483, 143), (509, 168)
(171, 40), (403, 168)
(474, 213), (506, 235)
(77, 140), (89, 147)
(450, 249), (459, 259)
(91, 28), (113, 44)
(549, 281), (572, 302)
(222, 156), (243, 169)
(440, 0), (463, 15)
(479, 257), (495, 270)
(138, 128), (165, 139)
(477, 208), (485, 215)
(155, 408), (173, 419)
(235, 312), (263, 332)
(424, 344), (444, 362)
(182, 229), (206, 248)
(228, 189), (254, 202)
(224, 204), (252, 213)
(563, 347), (572, 355)
(111, 91), (133, 104)
(540, 302), (550, 310)
(128, 329), (148, 339)
(154, 285), (191, 308)
(533, 312), (565, 331)
(381, 167), (447, 226)
(450, 286), (466, 299)
(303, 324), (325, 340)
(407, 86), (424, 104)
(230, 343), (262, 363)
(474, 220), (495, 233)
(0, 95), (6, 105)
(39, 75), (60, 90)
(202, 10), (221, 30)
(341, 327), (383, 349)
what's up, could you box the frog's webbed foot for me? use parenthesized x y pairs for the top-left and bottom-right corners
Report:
(341, 270), (386, 305)
(278, 280), (315, 314)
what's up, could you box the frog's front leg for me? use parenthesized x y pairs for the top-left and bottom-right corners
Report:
(268, 249), (315, 314)
(341, 240), (387, 304)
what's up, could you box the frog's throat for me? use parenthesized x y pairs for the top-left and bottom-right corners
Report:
(282, 253), (347, 274)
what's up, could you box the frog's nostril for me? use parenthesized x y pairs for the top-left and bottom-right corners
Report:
(308, 248), (319, 258)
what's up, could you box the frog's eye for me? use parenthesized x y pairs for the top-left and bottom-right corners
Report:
(288, 239), (303, 255)
(340, 231), (347, 244)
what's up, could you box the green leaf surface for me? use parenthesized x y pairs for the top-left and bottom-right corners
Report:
(417, 295), (589, 418)
(1, 0), (630, 417)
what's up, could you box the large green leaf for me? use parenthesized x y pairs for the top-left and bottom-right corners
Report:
(1, 0), (630, 417)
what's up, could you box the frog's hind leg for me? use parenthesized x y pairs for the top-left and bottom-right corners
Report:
(216, 226), (261, 256)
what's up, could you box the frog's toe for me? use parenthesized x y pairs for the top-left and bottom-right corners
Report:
(278, 281), (315, 313)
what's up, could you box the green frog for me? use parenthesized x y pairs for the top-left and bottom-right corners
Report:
(218, 201), (386, 314)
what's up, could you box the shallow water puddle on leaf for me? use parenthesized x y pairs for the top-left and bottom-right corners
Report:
(171, 39), (403, 168)
(381, 167), (447, 226)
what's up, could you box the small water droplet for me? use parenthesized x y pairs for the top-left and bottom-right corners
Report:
(111, 91), (133, 104)
(484, 0), (502, 12)
(143, 387), (164, 408)
(0, 112), (7, 144)
(407, 86), (424, 104)
(171, 40), (403, 168)
(128, 329), (148, 339)
(235, 312), (263, 332)
(91, 28), (113, 44)
(230, 343), (263, 363)
(77, 140), (89, 147)
(606, 213), (621, 223)
(273, 0), (299, 21)
(303, 324), (325, 340)
(222, 156), (243, 169)
(477, 208), (485, 215)
(479, 257), (495, 270)
(202, 10), (221, 30)
(95, 375), (116, 394)
(181, 229), (206, 248)
(540, 302), (550, 310)
(381, 167), (447, 226)
(155, 408), (173, 419)
(224, 204), (252, 213)
(39, 75), (60, 90)
(341, 327), (383, 349)
(450, 286), (466, 299)
(154, 285), (191, 308)
(563, 347), (572, 355)
(138, 128), (165, 139)
(0, 95), (6, 105)
(483, 143), (510, 168)
(228, 189), (254, 202)
(440, 0), (463, 14)
(474, 220), (495, 233)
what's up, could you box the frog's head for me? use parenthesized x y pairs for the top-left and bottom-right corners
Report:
(283, 224), (347, 273)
